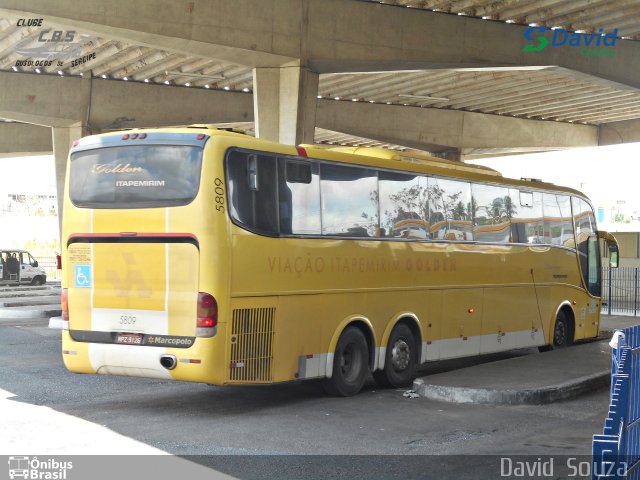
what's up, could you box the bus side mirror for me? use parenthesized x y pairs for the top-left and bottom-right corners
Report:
(609, 244), (619, 268)
(33, 260), (38, 267)
(598, 231), (619, 269)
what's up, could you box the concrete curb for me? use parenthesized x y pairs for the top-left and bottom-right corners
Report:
(0, 297), (61, 308)
(412, 370), (610, 405)
(0, 305), (62, 320)
(0, 290), (62, 299)
(0, 286), (54, 293)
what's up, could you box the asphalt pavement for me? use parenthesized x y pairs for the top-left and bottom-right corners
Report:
(1, 286), (637, 479)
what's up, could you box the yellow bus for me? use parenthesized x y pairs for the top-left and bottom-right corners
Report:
(61, 126), (619, 396)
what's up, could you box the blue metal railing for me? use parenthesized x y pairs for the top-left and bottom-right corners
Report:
(593, 325), (640, 479)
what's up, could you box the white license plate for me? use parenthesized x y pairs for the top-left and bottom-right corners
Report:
(115, 333), (143, 345)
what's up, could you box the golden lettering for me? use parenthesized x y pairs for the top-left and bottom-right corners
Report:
(91, 163), (144, 174)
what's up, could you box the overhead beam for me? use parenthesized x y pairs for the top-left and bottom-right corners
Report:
(599, 119), (640, 146)
(315, 99), (598, 154)
(0, 122), (52, 156)
(5, 72), (638, 156)
(0, 71), (253, 129)
(2, 0), (638, 89)
(0, 72), (89, 127)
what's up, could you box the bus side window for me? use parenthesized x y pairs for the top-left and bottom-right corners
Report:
(225, 150), (279, 235)
(320, 164), (378, 237)
(471, 184), (511, 243)
(379, 171), (426, 239)
(511, 190), (543, 244)
(543, 193), (573, 246)
(279, 159), (320, 235)
(428, 178), (472, 241)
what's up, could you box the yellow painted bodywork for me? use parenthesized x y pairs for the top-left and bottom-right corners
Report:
(62, 127), (601, 386)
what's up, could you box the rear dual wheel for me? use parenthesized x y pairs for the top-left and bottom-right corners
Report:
(322, 327), (369, 397)
(374, 323), (416, 388)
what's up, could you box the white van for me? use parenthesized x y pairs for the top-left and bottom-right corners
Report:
(0, 249), (47, 285)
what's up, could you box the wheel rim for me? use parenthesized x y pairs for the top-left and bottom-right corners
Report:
(391, 338), (411, 372)
(340, 342), (362, 382)
(554, 320), (566, 346)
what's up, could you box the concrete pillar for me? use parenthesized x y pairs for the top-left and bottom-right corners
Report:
(253, 63), (318, 145)
(51, 125), (86, 239)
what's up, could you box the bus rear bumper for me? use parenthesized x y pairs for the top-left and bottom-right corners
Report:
(62, 331), (223, 383)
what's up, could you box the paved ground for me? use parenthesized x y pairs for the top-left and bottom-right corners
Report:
(2, 312), (634, 479)
(601, 314), (640, 333)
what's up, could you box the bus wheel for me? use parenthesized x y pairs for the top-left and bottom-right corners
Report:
(323, 326), (369, 397)
(31, 276), (44, 286)
(541, 311), (573, 351)
(374, 323), (416, 388)
(552, 311), (572, 348)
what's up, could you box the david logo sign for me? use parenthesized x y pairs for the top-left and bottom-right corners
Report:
(522, 26), (618, 57)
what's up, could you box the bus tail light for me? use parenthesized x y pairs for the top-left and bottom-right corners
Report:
(197, 292), (217, 337)
(61, 288), (69, 328)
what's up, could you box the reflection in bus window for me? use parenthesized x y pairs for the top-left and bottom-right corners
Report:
(472, 184), (512, 243)
(573, 196), (600, 295)
(428, 178), (472, 241)
(320, 164), (378, 237)
(70, 145), (202, 208)
(279, 160), (321, 235)
(511, 190), (543, 244)
(543, 194), (574, 247)
(226, 150), (279, 234)
(379, 171), (428, 238)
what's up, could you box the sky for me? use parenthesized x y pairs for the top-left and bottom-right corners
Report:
(469, 142), (640, 232)
(0, 154), (57, 195)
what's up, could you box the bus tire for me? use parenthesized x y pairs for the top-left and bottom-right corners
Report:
(31, 276), (44, 286)
(540, 310), (573, 351)
(373, 323), (416, 388)
(322, 326), (369, 397)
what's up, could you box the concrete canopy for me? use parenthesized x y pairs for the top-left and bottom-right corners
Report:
(0, 0), (638, 153)
(1, 0), (639, 84)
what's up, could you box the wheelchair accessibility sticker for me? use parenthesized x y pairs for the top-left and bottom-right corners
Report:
(74, 264), (91, 288)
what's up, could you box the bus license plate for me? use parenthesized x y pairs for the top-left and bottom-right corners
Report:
(115, 333), (143, 345)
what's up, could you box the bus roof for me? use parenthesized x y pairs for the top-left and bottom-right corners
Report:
(80, 125), (589, 200)
(300, 145), (503, 176)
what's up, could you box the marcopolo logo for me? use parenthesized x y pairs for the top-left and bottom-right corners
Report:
(7, 456), (73, 480)
(523, 26), (618, 57)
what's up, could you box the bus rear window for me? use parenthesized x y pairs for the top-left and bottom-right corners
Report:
(69, 145), (202, 208)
